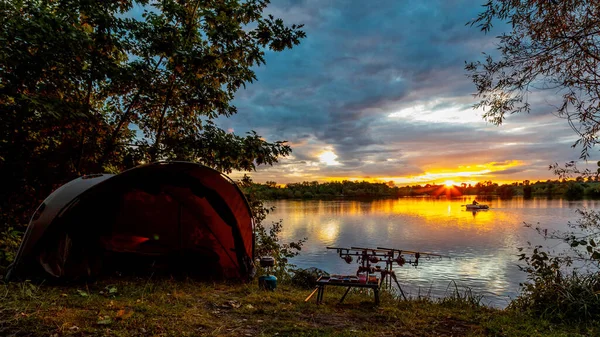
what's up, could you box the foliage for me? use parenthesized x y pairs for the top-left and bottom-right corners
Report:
(441, 281), (484, 309)
(244, 179), (600, 200)
(290, 267), (329, 289)
(164, 121), (291, 174)
(239, 175), (306, 282)
(511, 209), (600, 321)
(496, 184), (514, 199)
(523, 184), (533, 198)
(4, 278), (597, 337)
(0, 227), (22, 272)
(0, 0), (304, 266)
(244, 179), (402, 199)
(512, 247), (600, 321)
(466, 0), (600, 159)
(564, 182), (585, 200)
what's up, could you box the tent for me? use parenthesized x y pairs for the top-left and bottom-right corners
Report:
(6, 162), (255, 281)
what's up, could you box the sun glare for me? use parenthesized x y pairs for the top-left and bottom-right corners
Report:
(444, 180), (455, 187)
(318, 150), (341, 166)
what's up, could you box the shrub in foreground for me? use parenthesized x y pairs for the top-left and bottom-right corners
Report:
(514, 209), (600, 322)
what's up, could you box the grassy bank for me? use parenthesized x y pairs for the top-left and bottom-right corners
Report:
(0, 278), (597, 336)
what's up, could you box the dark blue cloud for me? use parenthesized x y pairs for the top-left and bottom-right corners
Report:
(216, 0), (590, 184)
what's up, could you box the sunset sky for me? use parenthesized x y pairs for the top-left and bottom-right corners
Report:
(217, 0), (596, 186)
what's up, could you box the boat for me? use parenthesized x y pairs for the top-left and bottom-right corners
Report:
(465, 204), (489, 210)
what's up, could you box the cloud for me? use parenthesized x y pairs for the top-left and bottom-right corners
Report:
(217, 0), (593, 184)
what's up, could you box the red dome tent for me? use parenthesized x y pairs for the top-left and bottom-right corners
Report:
(6, 162), (255, 281)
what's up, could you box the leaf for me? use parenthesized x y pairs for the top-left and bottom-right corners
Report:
(77, 289), (89, 297)
(96, 316), (112, 325)
(116, 309), (134, 321)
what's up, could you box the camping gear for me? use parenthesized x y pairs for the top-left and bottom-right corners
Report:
(326, 246), (448, 301)
(308, 275), (381, 305)
(258, 256), (277, 290)
(259, 256), (275, 267)
(5, 162), (255, 281)
(258, 274), (277, 290)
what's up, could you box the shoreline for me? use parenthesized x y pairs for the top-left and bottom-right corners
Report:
(0, 277), (595, 336)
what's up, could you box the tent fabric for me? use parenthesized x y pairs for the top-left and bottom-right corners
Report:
(6, 162), (255, 281)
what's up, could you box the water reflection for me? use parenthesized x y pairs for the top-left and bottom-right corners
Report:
(318, 219), (340, 245)
(265, 197), (600, 307)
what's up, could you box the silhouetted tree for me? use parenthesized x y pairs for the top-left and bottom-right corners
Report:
(467, 0), (600, 159)
(0, 0), (305, 266)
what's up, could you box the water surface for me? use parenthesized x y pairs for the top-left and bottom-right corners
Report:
(265, 197), (600, 307)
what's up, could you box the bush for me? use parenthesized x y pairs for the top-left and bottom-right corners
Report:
(511, 246), (600, 321)
(291, 267), (329, 289)
(515, 210), (600, 321)
(0, 226), (22, 271)
(523, 185), (533, 198)
(564, 183), (584, 200)
(239, 175), (307, 282)
(585, 185), (600, 198)
(497, 185), (514, 199)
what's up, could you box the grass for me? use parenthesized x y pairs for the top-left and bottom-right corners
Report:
(0, 277), (597, 336)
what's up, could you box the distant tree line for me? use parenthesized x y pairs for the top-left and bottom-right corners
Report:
(244, 180), (399, 199)
(242, 179), (600, 200)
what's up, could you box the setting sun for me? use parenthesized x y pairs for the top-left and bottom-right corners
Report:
(444, 180), (456, 187)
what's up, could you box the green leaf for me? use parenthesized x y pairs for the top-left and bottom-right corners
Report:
(76, 289), (89, 297)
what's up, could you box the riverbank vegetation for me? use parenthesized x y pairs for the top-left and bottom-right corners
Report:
(1, 277), (598, 336)
(467, 0), (600, 328)
(243, 179), (600, 200)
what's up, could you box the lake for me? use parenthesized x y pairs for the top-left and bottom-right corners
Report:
(264, 197), (600, 307)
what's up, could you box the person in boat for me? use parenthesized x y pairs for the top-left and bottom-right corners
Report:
(472, 200), (479, 205)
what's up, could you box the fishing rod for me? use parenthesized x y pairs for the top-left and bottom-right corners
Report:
(376, 246), (450, 258)
(325, 245), (451, 297)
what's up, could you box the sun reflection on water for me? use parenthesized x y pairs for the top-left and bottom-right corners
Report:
(265, 197), (600, 307)
(317, 218), (340, 245)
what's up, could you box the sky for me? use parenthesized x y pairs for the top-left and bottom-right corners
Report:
(217, 0), (595, 186)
